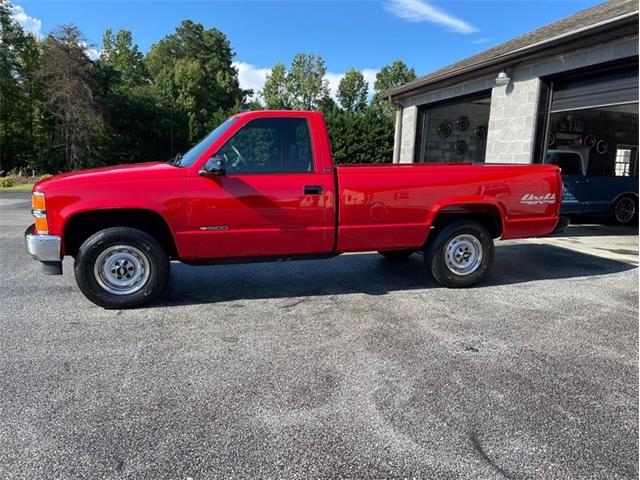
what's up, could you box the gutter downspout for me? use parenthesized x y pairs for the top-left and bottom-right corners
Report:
(393, 103), (403, 164)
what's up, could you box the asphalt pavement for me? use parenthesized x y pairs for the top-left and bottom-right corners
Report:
(0, 191), (638, 479)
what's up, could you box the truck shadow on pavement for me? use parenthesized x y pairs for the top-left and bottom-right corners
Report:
(158, 243), (636, 306)
(551, 220), (638, 238)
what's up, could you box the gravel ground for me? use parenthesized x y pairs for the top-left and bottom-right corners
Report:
(0, 192), (638, 479)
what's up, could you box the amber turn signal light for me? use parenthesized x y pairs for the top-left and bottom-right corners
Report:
(34, 217), (49, 234)
(32, 192), (46, 210)
(31, 192), (48, 234)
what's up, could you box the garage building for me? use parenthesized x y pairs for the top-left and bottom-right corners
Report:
(386, 0), (639, 184)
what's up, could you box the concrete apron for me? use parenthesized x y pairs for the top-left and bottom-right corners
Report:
(511, 223), (639, 266)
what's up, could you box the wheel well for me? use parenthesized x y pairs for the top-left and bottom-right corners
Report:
(63, 209), (178, 259)
(613, 192), (639, 204)
(430, 205), (503, 239)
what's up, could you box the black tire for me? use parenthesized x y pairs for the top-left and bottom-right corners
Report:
(378, 249), (415, 261)
(74, 227), (169, 308)
(610, 195), (638, 225)
(425, 220), (494, 288)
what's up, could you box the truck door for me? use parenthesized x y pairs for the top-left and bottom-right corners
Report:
(187, 117), (334, 259)
(546, 150), (588, 214)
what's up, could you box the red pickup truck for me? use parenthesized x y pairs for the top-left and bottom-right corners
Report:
(25, 110), (563, 308)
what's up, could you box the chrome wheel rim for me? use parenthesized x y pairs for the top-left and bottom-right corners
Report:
(94, 245), (151, 295)
(615, 197), (635, 224)
(445, 234), (483, 276)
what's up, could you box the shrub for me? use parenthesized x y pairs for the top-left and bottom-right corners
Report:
(0, 176), (15, 188)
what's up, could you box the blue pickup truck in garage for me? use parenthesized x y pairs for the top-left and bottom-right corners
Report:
(545, 149), (638, 225)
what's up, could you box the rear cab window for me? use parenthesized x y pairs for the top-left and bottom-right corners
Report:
(545, 151), (583, 176)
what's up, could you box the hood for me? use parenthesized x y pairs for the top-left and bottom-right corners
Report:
(34, 162), (185, 192)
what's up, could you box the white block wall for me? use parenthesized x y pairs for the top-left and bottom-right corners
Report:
(398, 106), (418, 163)
(485, 77), (540, 164)
(393, 34), (639, 164)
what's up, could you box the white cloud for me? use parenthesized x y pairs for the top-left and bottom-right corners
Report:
(471, 37), (491, 45)
(385, 0), (477, 34)
(233, 61), (271, 101)
(326, 68), (379, 100)
(234, 62), (379, 104)
(324, 72), (343, 99)
(10, 4), (100, 60)
(9, 4), (42, 37)
(80, 42), (101, 61)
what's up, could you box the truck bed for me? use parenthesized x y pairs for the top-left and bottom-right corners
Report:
(335, 163), (561, 252)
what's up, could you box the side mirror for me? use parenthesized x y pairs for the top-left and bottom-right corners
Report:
(199, 156), (226, 176)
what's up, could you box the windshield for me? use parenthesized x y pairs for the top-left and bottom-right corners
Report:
(175, 117), (238, 167)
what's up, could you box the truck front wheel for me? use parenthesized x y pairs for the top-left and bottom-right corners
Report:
(74, 227), (169, 308)
(425, 220), (494, 288)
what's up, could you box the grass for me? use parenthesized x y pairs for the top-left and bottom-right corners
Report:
(0, 183), (34, 192)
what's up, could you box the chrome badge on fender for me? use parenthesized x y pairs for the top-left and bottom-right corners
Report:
(521, 193), (556, 205)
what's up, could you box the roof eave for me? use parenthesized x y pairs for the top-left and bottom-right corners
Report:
(385, 10), (639, 101)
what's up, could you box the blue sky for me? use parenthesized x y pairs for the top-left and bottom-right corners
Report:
(12, 0), (600, 98)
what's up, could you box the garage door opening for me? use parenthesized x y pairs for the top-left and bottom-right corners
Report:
(414, 91), (491, 164)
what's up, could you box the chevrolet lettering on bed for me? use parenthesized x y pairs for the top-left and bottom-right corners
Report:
(521, 193), (557, 205)
(24, 111), (564, 308)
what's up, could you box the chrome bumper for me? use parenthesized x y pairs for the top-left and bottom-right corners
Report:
(25, 224), (62, 262)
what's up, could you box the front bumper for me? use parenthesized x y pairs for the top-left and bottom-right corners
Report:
(25, 224), (62, 263)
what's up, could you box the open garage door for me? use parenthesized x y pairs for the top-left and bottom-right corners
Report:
(551, 67), (639, 113)
(544, 65), (639, 218)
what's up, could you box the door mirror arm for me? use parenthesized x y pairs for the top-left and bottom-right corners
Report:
(199, 156), (226, 177)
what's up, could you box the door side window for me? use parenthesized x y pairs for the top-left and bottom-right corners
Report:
(216, 118), (313, 174)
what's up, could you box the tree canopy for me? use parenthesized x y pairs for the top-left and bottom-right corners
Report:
(337, 69), (368, 113)
(372, 60), (416, 115)
(261, 54), (330, 111)
(0, 1), (416, 175)
(262, 62), (290, 110)
(38, 25), (102, 171)
(147, 20), (245, 142)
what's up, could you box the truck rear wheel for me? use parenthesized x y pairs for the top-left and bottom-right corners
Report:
(378, 249), (415, 261)
(425, 220), (494, 288)
(74, 227), (169, 308)
(610, 195), (637, 225)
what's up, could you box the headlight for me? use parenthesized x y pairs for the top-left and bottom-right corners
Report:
(31, 191), (49, 234)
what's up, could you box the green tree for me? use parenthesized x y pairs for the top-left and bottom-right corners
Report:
(18, 33), (44, 171)
(147, 20), (246, 143)
(324, 107), (394, 164)
(260, 54), (330, 111)
(372, 60), (416, 114)
(337, 69), (368, 113)
(0, 0), (25, 171)
(100, 29), (148, 90)
(322, 64), (396, 164)
(0, 0), (47, 173)
(95, 28), (180, 165)
(285, 53), (329, 110)
(38, 25), (102, 171)
(261, 62), (289, 109)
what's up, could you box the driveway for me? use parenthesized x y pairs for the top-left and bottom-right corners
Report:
(1, 192), (638, 479)
(531, 219), (639, 265)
